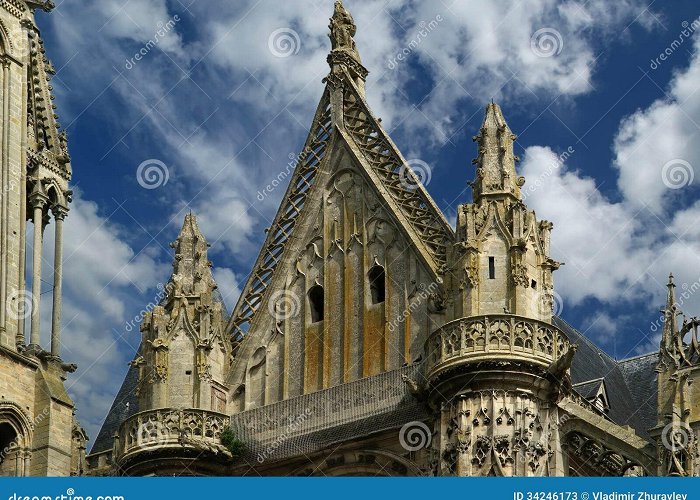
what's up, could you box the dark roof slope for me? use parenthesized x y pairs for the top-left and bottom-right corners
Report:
(618, 352), (658, 437)
(553, 317), (650, 439)
(89, 363), (140, 455)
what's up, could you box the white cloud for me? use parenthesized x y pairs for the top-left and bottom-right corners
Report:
(28, 192), (168, 440)
(613, 37), (700, 212)
(519, 33), (700, 321)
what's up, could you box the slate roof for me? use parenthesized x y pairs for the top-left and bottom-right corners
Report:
(572, 378), (605, 400)
(90, 363), (139, 455)
(618, 352), (659, 438)
(554, 317), (657, 441)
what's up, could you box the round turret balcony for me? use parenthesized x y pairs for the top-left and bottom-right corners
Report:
(425, 314), (570, 383)
(114, 408), (232, 475)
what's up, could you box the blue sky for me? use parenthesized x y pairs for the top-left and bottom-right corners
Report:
(34, 0), (700, 441)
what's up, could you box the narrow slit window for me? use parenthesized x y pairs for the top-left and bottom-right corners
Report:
(308, 285), (324, 323)
(488, 257), (495, 279)
(368, 265), (386, 304)
(531, 279), (537, 289)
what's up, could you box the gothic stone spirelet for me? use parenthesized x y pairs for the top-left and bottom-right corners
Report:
(1, 0), (694, 477)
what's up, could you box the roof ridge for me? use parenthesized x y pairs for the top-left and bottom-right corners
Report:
(618, 351), (658, 364)
(225, 90), (333, 341)
(339, 78), (454, 270)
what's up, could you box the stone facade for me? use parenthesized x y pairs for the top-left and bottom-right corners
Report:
(0, 0), (84, 477)
(73, 0), (700, 477)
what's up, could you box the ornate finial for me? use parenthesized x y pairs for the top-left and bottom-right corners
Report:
(668, 273), (675, 287)
(329, 1), (358, 57)
(325, 0), (368, 93)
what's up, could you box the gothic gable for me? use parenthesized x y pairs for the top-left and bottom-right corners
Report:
(227, 134), (443, 411)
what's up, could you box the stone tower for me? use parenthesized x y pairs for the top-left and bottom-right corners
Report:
(114, 214), (231, 475)
(653, 274), (700, 476)
(0, 0), (82, 476)
(426, 102), (572, 476)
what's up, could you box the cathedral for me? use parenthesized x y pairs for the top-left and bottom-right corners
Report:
(0, 0), (698, 477)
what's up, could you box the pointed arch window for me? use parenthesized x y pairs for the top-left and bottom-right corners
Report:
(308, 285), (324, 323)
(368, 265), (386, 304)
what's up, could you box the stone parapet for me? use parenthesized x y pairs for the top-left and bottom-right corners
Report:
(114, 408), (229, 465)
(426, 314), (570, 381)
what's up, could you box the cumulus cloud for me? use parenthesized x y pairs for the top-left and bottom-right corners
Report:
(30, 193), (167, 439)
(613, 37), (700, 212)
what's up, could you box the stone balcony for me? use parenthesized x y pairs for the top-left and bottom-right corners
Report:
(114, 408), (230, 466)
(425, 314), (570, 381)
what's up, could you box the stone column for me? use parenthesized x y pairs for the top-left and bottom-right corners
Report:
(29, 194), (46, 348)
(0, 59), (10, 334)
(23, 450), (30, 477)
(50, 206), (67, 356)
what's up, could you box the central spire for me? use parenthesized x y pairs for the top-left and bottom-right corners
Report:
(327, 0), (367, 94)
(471, 102), (524, 203)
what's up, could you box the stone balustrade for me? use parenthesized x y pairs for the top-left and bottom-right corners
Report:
(425, 314), (570, 380)
(114, 408), (229, 463)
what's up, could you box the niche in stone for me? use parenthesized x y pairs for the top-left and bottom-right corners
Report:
(368, 265), (385, 304)
(308, 285), (324, 323)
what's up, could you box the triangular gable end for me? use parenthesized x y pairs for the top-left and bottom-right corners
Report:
(227, 43), (453, 348)
(226, 90), (333, 343)
(226, 131), (443, 408)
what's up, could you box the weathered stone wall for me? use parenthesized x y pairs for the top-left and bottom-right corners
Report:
(228, 139), (441, 412)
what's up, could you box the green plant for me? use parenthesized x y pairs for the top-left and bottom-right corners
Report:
(221, 426), (245, 458)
